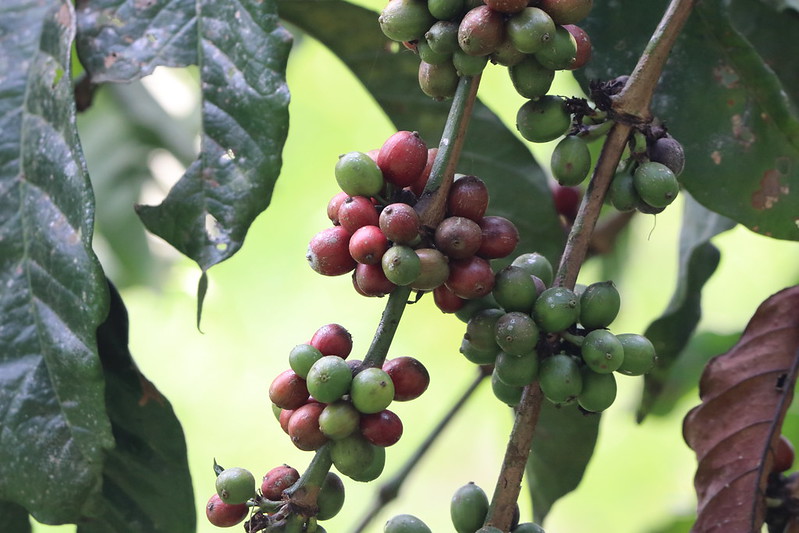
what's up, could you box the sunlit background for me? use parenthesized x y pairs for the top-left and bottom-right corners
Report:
(38, 1), (799, 531)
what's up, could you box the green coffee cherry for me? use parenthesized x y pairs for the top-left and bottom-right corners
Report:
(551, 135), (591, 186)
(331, 434), (381, 481)
(428, 0), (465, 20)
(495, 350), (538, 387)
(352, 444), (386, 482)
(633, 161), (679, 208)
(417, 40), (451, 65)
(577, 368), (617, 412)
(335, 152), (384, 197)
(455, 294), (500, 323)
(215, 467), (256, 505)
(307, 355), (352, 403)
(491, 369), (524, 406)
(379, 0), (435, 42)
(382, 245), (422, 286)
(385, 514), (433, 533)
(616, 333), (656, 375)
(516, 96), (571, 143)
(539, 353), (582, 404)
(426, 21), (460, 55)
(460, 336), (499, 365)
(533, 287), (580, 333)
(512, 522), (546, 533)
(608, 168), (640, 212)
(509, 55), (555, 99)
(493, 265), (540, 312)
(466, 308), (505, 350)
(351, 367), (395, 414)
(319, 401), (360, 440)
(581, 329), (624, 373)
(511, 252), (553, 287)
(317, 472), (346, 520)
(289, 343), (324, 379)
(491, 37), (527, 67)
(453, 49), (489, 76)
(535, 26), (577, 70)
(507, 7), (556, 54)
(451, 482), (489, 533)
(579, 280), (620, 330)
(418, 60), (459, 99)
(495, 312), (539, 356)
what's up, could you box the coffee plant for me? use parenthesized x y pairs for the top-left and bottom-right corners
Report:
(2, 0), (799, 532)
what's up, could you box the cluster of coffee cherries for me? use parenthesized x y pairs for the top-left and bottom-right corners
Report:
(451, 252), (655, 411)
(307, 130), (520, 300)
(205, 462), (344, 531)
(385, 481), (545, 532)
(268, 323), (430, 481)
(378, 0), (592, 101)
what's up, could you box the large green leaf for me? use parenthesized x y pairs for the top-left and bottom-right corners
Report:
(637, 195), (735, 421)
(77, 283), (195, 533)
(0, 0), (113, 524)
(276, 0), (565, 266)
(135, 0), (292, 318)
(0, 501), (31, 533)
(577, 0), (799, 241)
(526, 402), (600, 522)
(75, 0), (196, 83)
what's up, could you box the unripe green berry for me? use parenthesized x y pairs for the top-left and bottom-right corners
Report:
(418, 60), (459, 99)
(507, 7), (556, 54)
(379, 0), (435, 42)
(453, 49), (489, 76)
(382, 245), (422, 286)
(633, 161), (680, 208)
(465, 308), (505, 350)
(535, 25), (577, 70)
(533, 287), (580, 333)
(495, 311), (540, 356)
(385, 514), (433, 533)
(579, 280), (620, 330)
(306, 355), (353, 403)
(215, 467), (256, 505)
(460, 336), (500, 365)
(511, 252), (553, 287)
(451, 482), (489, 533)
(495, 350), (538, 387)
(616, 333), (656, 375)
(581, 329), (625, 373)
(335, 152), (384, 197)
(551, 135), (591, 186)
(577, 367), (617, 412)
(608, 168), (640, 212)
(426, 21), (460, 55)
(491, 369), (524, 405)
(516, 96), (571, 143)
(317, 472), (346, 520)
(538, 353), (582, 404)
(493, 265), (540, 312)
(351, 367), (395, 414)
(509, 55), (555, 99)
(319, 401), (360, 440)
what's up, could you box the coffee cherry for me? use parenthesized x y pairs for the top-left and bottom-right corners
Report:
(216, 467), (256, 505)
(495, 311), (540, 356)
(495, 350), (539, 387)
(382, 245), (422, 286)
(453, 49), (489, 76)
(446, 256), (495, 299)
(484, 0), (527, 13)
(477, 216), (519, 259)
(577, 368), (617, 412)
(410, 248), (450, 290)
(773, 435), (795, 473)
(648, 135), (685, 176)
(509, 55), (556, 99)
(533, 287), (580, 333)
(608, 168), (640, 212)
(338, 196), (379, 234)
(426, 20), (460, 54)
(512, 252), (553, 287)
(306, 356), (353, 403)
(579, 280), (620, 330)
(633, 161), (679, 208)
(435, 216), (483, 259)
(383, 356), (430, 401)
(307, 226), (356, 277)
(563, 24), (591, 69)
(378, 131), (429, 187)
(615, 333), (656, 376)
(349, 225), (390, 265)
(458, 6), (505, 56)
(537, 0), (593, 24)
(417, 39), (452, 65)
(451, 482), (489, 533)
(288, 402), (328, 451)
(316, 472), (346, 521)
(419, 60), (459, 99)
(278, 408), (294, 434)
(454, 293), (500, 323)
(535, 25), (578, 70)
(385, 514), (433, 533)
(327, 191), (349, 225)
(335, 151), (384, 197)
(269, 369), (310, 410)
(360, 409), (404, 447)
(331, 434), (385, 481)
(351, 367), (395, 414)
(460, 336), (500, 365)
(379, 203), (421, 245)
(310, 323), (353, 358)
(379, 0), (435, 42)
(551, 135), (591, 186)
(447, 174), (489, 221)
(206, 493), (248, 528)
(581, 329), (624, 374)
(552, 184), (581, 222)
(289, 344), (324, 379)
(355, 263), (397, 297)
(516, 95), (571, 143)
(433, 284), (467, 313)
(466, 307), (505, 350)
(319, 401), (361, 440)
(539, 353), (582, 404)
(507, 7), (556, 54)
(493, 265), (540, 312)
(491, 36), (528, 67)
(261, 465), (300, 501)
(512, 523), (546, 533)
(491, 368), (525, 405)
(409, 148), (437, 196)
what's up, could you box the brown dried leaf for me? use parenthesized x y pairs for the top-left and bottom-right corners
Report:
(684, 285), (799, 533)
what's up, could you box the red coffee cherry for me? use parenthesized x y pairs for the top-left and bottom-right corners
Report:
(410, 147), (438, 196)
(483, 0), (528, 14)
(327, 191), (349, 225)
(379, 203), (422, 245)
(261, 465), (300, 501)
(307, 226), (356, 276)
(552, 184), (581, 222)
(288, 402), (329, 451)
(360, 409), (404, 447)
(446, 256), (496, 299)
(278, 408), (294, 434)
(338, 195), (380, 233)
(433, 284), (467, 313)
(537, 0), (593, 25)
(310, 323), (353, 358)
(354, 263), (397, 297)
(206, 493), (248, 528)
(458, 6), (505, 57)
(383, 356), (430, 401)
(563, 24), (591, 70)
(434, 216), (483, 259)
(476, 216), (519, 259)
(349, 225), (390, 265)
(447, 175), (489, 221)
(378, 131), (429, 187)
(269, 369), (309, 410)
(773, 435), (795, 473)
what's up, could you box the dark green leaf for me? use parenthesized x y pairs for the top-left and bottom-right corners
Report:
(0, 0), (113, 524)
(755, 0), (799, 12)
(136, 0), (292, 319)
(0, 501), (31, 533)
(526, 402), (600, 522)
(77, 282), (194, 533)
(75, 0), (196, 83)
(277, 0), (564, 265)
(578, 0), (799, 241)
(637, 196), (735, 421)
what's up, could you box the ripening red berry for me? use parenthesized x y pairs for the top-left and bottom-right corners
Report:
(278, 408), (294, 434)
(383, 356), (430, 401)
(447, 175), (489, 221)
(552, 184), (581, 222)
(476, 216), (519, 259)
(349, 225), (390, 265)
(261, 465), (300, 501)
(206, 493), (248, 528)
(360, 409), (404, 447)
(434, 216), (483, 259)
(563, 24), (591, 70)
(338, 196), (380, 233)
(446, 256), (495, 299)
(288, 402), (328, 451)
(269, 369), (310, 410)
(773, 435), (795, 473)
(307, 226), (356, 276)
(433, 284), (467, 313)
(310, 323), (353, 358)
(410, 148), (438, 196)
(379, 203), (422, 245)
(354, 263), (397, 297)
(378, 131), (429, 187)
(327, 191), (349, 225)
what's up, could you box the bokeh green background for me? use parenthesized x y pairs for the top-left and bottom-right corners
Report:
(37, 1), (799, 531)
